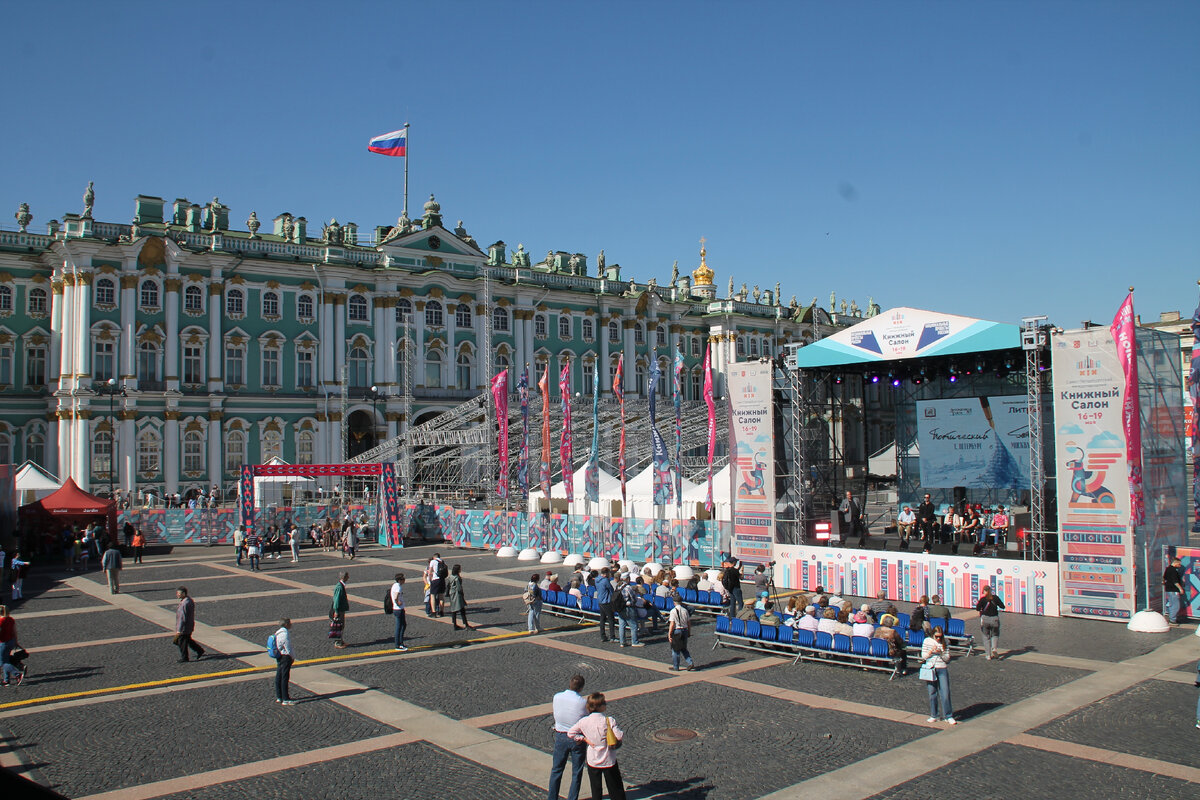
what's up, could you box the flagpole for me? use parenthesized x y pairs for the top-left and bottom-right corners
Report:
(403, 122), (410, 218)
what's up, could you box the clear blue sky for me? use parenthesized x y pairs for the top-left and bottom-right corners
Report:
(2, 2), (1196, 328)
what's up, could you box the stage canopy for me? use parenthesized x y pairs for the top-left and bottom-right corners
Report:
(791, 306), (1022, 369)
(18, 477), (118, 538)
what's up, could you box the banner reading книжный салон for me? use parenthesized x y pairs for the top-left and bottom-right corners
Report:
(727, 363), (775, 564)
(1052, 328), (1135, 620)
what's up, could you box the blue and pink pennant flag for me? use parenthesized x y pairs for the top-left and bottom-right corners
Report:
(518, 367), (530, 498)
(559, 362), (574, 503)
(539, 366), (552, 500)
(613, 354), (626, 504)
(585, 362), (601, 503)
(1110, 292), (1146, 527)
(648, 353), (673, 506)
(491, 371), (509, 499)
(674, 347), (685, 508)
(703, 343), (716, 513)
(367, 129), (407, 157)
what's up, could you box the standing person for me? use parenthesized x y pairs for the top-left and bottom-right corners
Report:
(567, 693), (626, 800)
(1164, 556), (1186, 625)
(101, 543), (122, 594)
(615, 579), (642, 647)
(131, 529), (146, 564)
(343, 524), (359, 560)
(123, 520), (135, 549)
(667, 595), (696, 671)
(274, 618), (296, 705)
(174, 587), (206, 663)
(548, 674), (588, 800)
(839, 490), (863, 545)
(721, 560), (743, 618)
(524, 573), (543, 634)
(245, 531), (262, 571)
(330, 572), (350, 649)
(0, 605), (24, 686)
(595, 567), (615, 643)
(921, 626), (955, 724)
(10, 553), (28, 601)
(447, 564), (473, 630)
(428, 553), (448, 616)
(917, 493), (938, 553)
(390, 573), (408, 651)
(289, 525), (301, 563)
(233, 525), (246, 566)
(975, 585), (1006, 659)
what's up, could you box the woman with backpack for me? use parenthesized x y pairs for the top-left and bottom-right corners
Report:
(271, 618), (295, 705)
(524, 573), (543, 634)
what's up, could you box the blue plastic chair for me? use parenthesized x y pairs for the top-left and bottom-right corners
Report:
(851, 636), (872, 656)
(715, 616), (730, 634)
(729, 619), (746, 637)
(815, 632), (833, 651)
(906, 629), (925, 647)
(682, 588), (698, 603)
(796, 629), (815, 648)
(929, 617), (946, 629)
(566, 594), (579, 608)
(897, 613), (911, 629)
(759, 625), (778, 642)
(832, 634), (852, 653)
(947, 619), (966, 637)
(869, 638), (891, 659)
(745, 620), (761, 639)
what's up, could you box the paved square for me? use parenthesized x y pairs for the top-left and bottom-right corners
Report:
(1, 542), (1196, 800)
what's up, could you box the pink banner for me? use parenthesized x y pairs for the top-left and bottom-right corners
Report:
(703, 343), (715, 512)
(1110, 293), (1146, 526)
(539, 367), (552, 500)
(613, 354), (626, 504)
(559, 363), (574, 503)
(491, 371), (509, 498)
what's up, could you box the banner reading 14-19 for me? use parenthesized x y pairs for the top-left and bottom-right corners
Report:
(727, 363), (775, 563)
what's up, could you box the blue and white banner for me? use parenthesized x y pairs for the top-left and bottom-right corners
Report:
(915, 396), (1030, 489)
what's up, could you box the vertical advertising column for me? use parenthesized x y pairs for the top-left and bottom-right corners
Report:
(1052, 328), (1134, 620)
(727, 362), (775, 564)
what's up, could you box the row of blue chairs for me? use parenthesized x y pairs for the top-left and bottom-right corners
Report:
(766, 610), (974, 655)
(555, 584), (726, 613)
(712, 616), (903, 679)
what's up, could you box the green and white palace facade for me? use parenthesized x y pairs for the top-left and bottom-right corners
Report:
(1, 190), (870, 501)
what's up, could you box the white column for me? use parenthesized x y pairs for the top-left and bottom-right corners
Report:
(120, 268), (137, 389)
(73, 410), (88, 489)
(207, 280), (223, 392)
(120, 414), (135, 494)
(207, 414), (222, 489)
(76, 273), (92, 381)
(413, 302), (426, 385)
(46, 414), (59, 476)
(320, 294), (334, 385)
(60, 275), (76, 393)
(445, 303), (457, 386)
(164, 279), (179, 391)
(372, 299), (386, 386)
(49, 279), (63, 392)
(333, 295), (346, 383)
(56, 410), (70, 479)
(164, 414), (180, 494)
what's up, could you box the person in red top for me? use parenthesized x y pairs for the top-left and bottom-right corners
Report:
(0, 605), (24, 686)
(131, 530), (147, 564)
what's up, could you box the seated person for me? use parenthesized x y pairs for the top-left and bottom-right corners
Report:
(711, 578), (729, 604)
(797, 605), (821, 632)
(685, 575), (701, 590)
(833, 609), (854, 637)
(736, 601), (758, 622)
(868, 591), (892, 622)
(910, 596), (930, 633)
(539, 571), (554, 591)
(754, 591), (770, 611)
(827, 593), (844, 609)
(568, 584), (584, 602)
(897, 505), (916, 543)
(759, 602), (781, 627)
(817, 608), (839, 635)
(635, 577), (664, 629)
(547, 576), (562, 593)
(927, 595), (952, 624)
(784, 596), (802, 617)
(989, 507), (1009, 545)
(696, 574), (713, 592)
(655, 580), (671, 598)
(851, 611), (874, 638)
(872, 614), (908, 672)
(816, 594), (830, 611)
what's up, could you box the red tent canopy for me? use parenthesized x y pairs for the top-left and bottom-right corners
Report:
(18, 478), (118, 542)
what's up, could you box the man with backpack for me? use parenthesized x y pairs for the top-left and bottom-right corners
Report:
(594, 567), (616, 643)
(428, 554), (448, 616)
(270, 618), (295, 705)
(614, 578), (643, 648)
(388, 573), (408, 651)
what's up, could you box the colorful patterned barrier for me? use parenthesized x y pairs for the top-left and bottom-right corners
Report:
(772, 543), (1060, 617)
(1170, 546), (1200, 618)
(119, 504), (379, 546)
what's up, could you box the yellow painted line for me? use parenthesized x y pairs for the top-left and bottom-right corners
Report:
(0, 623), (586, 711)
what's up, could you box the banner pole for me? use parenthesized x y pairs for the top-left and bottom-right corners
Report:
(402, 122), (410, 218)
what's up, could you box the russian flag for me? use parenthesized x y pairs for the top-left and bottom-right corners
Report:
(368, 129), (407, 157)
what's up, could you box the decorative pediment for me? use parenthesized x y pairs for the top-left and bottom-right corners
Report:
(378, 226), (484, 260)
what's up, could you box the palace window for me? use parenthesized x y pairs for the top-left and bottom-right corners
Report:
(225, 346), (244, 386)
(348, 294), (369, 322)
(456, 351), (472, 389)
(262, 346), (281, 388)
(26, 345), (47, 386)
(558, 315), (571, 339)
(296, 349), (314, 389)
(94, 339), (115, 383)
(749, 338), (759, 357)
(455, 304), (472, 329)
(396, 298), (412, 323)
(224, 430), (246, 473)
(297, 293), (314, 321)
(582, 360), (595, 394)
(28, 287), (48, 315)
(0, 286), (12, 312)
(137, 429), (161, 476)
(183, 285), (203, 312)
(348, 346), (369, 388)
(137, 341), (160, 385)
(262, 291), (280, 318)
(736, 338), (746, 357)
(0, 433), (10, 466)
(492, 307), (509, 332)
(25, 429), (44, 467)
(691, 370), (702, 400)
(656, 325), (667, 347)
(534, 314), (547, 338)
(608, 321), (619, 343)
(92, 431), (113, 478)
(226, 288), (244, 316)
(183, 431), (204, 475)
(425, 349), (443, 388)
(691, 336), (701, 357)
(582, 319), (594, 341)
(139, 280), (159, 310)
(95, 278), (116, 306)
(297, 430), (314, 465)
(0, 344), (12, 384)
(183, 345), (203, 386)
(635, 324), (645, 345)
(261, 430), (283, 462)
(425, 300), (443, 328)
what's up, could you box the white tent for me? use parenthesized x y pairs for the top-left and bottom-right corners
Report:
(253, 457), (313, 504)
(526, 465), (621, 511)
(597, 464), (700, 517)
(682, 464), (733, 519)
(15, 461), (61, 505)
(868, 443), (897, 477)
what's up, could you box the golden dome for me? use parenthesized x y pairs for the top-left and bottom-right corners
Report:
(692, 236), (714, 286)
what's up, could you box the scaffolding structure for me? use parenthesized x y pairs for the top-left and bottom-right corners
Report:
(1022, 315), (1051, 560)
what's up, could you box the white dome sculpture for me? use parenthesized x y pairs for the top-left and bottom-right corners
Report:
(563, 553), (586, 567)
(518, 548), (542, 562)
(1126, 610), (1169, 634)
(496, 546), (519, 558)
(643, 562), (664, 577)
(540, 550), (564, 564)
(587, 556), (611, 571)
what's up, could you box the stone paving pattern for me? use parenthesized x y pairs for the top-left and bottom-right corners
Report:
(1, 542), (1197, 800)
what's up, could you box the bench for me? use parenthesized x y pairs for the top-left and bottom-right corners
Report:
(895, 613), (975, 655)
(712, 616), (903, 679)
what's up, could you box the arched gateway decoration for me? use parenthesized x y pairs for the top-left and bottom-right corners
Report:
(239, 462), (403, 547)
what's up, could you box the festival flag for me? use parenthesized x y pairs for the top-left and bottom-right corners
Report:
(367, 129), (408, 157)
(674, 347), (685, 508)
(539, 366), (552, 500)
(648, 354), (673, 506)
(1190, 299), (1200, 529)
(518, 366), (530, 498)
(491, 371), (509, 498)
(1110, 292), (1146, 526)
(585, 361), (601, 503)
(613, 354), (627, 504)
(703, 343), (716, 513)
(559, 362), (574, 503)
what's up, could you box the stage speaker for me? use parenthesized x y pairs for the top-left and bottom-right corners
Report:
(953, 486), (967, 510)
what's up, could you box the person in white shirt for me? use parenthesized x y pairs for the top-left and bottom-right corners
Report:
(274, 618), (296, 705)
(851, 611), (875, 638)
(897, 505), (916, 547)
(798, 606), (821, 633)
(289, 526), (300, 562)
(549, 675), (588, 800)
(667, 596), (696, 671)
(391, 574), (408, 651)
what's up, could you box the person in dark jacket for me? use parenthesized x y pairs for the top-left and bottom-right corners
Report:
(175, 587), (206, 662)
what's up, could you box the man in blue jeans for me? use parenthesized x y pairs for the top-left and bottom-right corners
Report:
(390, 573), (408, 651)
(595, 568), (616, 643)
(548, 674), (587, 800)
(616, 579), (643, 647)
(1163, 557), (1186, 624)
(721, 560), (743, 618)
